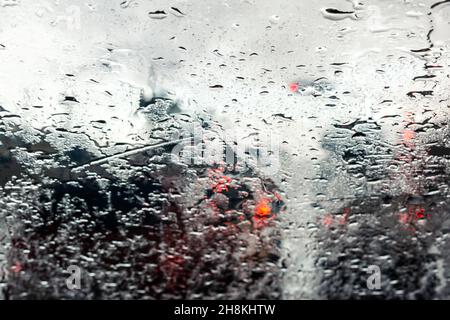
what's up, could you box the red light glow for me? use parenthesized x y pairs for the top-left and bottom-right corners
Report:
(289, 82), (299, 93)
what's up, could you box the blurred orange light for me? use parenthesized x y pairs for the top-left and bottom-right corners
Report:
(255, 199), (272, 217)
(403, 129), (415, 141)
(289, 82), (299, 93)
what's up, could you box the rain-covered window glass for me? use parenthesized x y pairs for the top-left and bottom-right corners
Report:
(0, 0), (449, 300)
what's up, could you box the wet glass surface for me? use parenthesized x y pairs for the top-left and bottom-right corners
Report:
(0, 0), (450, 299)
